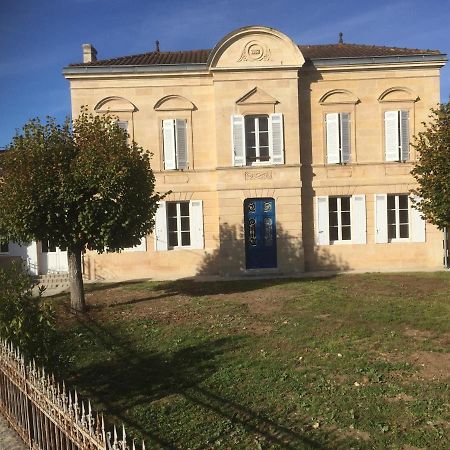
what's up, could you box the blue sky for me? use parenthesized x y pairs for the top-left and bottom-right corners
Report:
(1, 0), (449, 147)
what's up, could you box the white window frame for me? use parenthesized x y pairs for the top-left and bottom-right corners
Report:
(328, 196), (352, 244)
(325, 112), (351, 164)
(167, 201), (191, 249)
(387, 194), (410, 242)
(245, 115), (270, 166)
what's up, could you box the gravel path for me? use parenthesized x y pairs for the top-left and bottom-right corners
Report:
(0, 415), (26, 450)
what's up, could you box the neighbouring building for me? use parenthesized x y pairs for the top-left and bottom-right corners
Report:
(2, 26), (448, 279)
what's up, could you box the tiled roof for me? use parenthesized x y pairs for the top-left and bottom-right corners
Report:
(69, 43), (442, 67)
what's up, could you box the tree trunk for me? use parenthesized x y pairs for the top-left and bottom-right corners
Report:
(67, 246), (86, 312)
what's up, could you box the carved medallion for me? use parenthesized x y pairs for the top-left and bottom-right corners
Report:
(238, 40), (271, 62)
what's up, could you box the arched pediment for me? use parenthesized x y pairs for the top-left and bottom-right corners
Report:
(236, 87), (278, 105)
(378, 87), (419, 103)
(207, 26), (305, 70)
(154, 95), (196, 111)
(94, 96), (137, 113)
(319, 89), (360, 105)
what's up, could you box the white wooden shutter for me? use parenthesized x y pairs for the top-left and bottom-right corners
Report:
(175, 119), (188, 169)
(375, 194), (388, 243)
(351, 195), (366, 244)
(189, 200), (204, 249)
(154, 202), (168, 251)
(163, 119), (176, 170)
(400, 110), (410, 161)
(385, 111), (399, 161)
(269, 113), (284, 164)
(326, 113), (340, 164)
(341, 113), (351, 163)
(411, 196), (426, 242)
(316, 196), (330, 245)
(231, 115), (245, 166)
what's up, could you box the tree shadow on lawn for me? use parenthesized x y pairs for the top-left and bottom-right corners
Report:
(65, 316), (340, 450)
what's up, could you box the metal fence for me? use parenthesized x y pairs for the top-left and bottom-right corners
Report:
(0, 340), (145, 450)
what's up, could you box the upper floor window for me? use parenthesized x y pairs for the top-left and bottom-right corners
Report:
(325, 113), (350, 164)
(231, 113), (284, 166)
(0, 242), (9, 253)
(384, 110), (409, 162)
(115, 120), (129, 144)
(163, 119), (188, 170)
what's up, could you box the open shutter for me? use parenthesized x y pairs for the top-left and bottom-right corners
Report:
(326, 113), (340, 164)
(341, 113), (351, 163)
(175, 119), (188, 169)
(385, 111), (399, 161)
(163, 119), (176, 170)
(351, 195), (366, 244)
(154, 202), (168, 251)
(375, 194), (388, 243)
(189, 200), (204, 249)
(269, 113), (284, 164)
(400, 110), (410, 161)
(316, 196), (330, 245)
(411, 196), (426, 242)
(231, 115), (245, 166)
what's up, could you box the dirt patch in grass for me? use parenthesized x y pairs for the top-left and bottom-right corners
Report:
(410, 351), (450, 380)
(386, 393), (414, 402)
(403, 327), (434, 341)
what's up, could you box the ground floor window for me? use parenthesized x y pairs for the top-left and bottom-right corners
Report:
(387, 194), (409, 240)
(154, 200), (204, 251)
(0, 242), (9, 253)
(329, 196), (352, 242)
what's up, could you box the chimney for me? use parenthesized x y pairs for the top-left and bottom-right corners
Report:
(82, 44), (97, 63)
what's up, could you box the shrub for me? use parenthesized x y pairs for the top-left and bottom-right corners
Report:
(0, 261), (59, 366)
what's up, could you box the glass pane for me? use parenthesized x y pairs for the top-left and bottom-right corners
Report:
(181, 232), (191, 246)
(399, 195), (408, 209)
(329, 197), (337, 212)
(168, 232), (178, 247)
(329, 211), (338, 227)
(387, 195), (395, 209)
(342, 226), (351, 241)
(259, 147), (270, 161)
(388, 210), (396, 225)
(181, 217), (190, 231)
(400, 224), (409, 238)
(388, 224), (396, 239)
(341, 212), (351, 226)
(245, 116), (256, 132)
(167, 203), (177, 217)
(246, 132), (256, 148)
(399, 210), (409, 224)
(247, 147), (256, 161)
(258, 116), (268, 131)
(341, 197), (351, 211)
(330, 227), (338, 241)
(180, 202), (189, 216)
(168, 217), (178, 233)
(0, 242), (8, 253)
(48, 242), (56, 253)
(259, 132), (268, 147)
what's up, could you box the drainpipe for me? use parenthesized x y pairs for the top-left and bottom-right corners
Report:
(444, 228), (449, 269)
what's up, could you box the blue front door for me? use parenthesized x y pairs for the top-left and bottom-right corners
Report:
(244, 198), (277, 269)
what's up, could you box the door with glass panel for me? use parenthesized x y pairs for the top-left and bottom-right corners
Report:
(39, 241), (68, 274)
(244, 198), (277, 269)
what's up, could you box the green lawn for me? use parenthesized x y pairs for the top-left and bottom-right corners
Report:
(55, 273), (450, 449)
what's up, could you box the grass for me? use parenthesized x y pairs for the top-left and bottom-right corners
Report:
(53, 273), (450, 449)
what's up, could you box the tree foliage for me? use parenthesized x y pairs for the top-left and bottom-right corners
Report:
(0, 109), (162, 311)
(411, 101), (450, 230)
(0, 261), (58, 366)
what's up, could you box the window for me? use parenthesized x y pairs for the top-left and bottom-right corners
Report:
(329, 196), (351, 242)
(0, 242), (9, 253)
(154, 200), (204, 251)
(325, 113), (350, 164)
(231, 113), (284, 166)
(167, 201), (191, 247)
(162, 119), (188, 170)
(115, 120), (129, 143)
(384, 110), (409, 161)
(387, 194), (409, 240)
(316, 195), (366, 245)
(375, 194), (425, 243)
